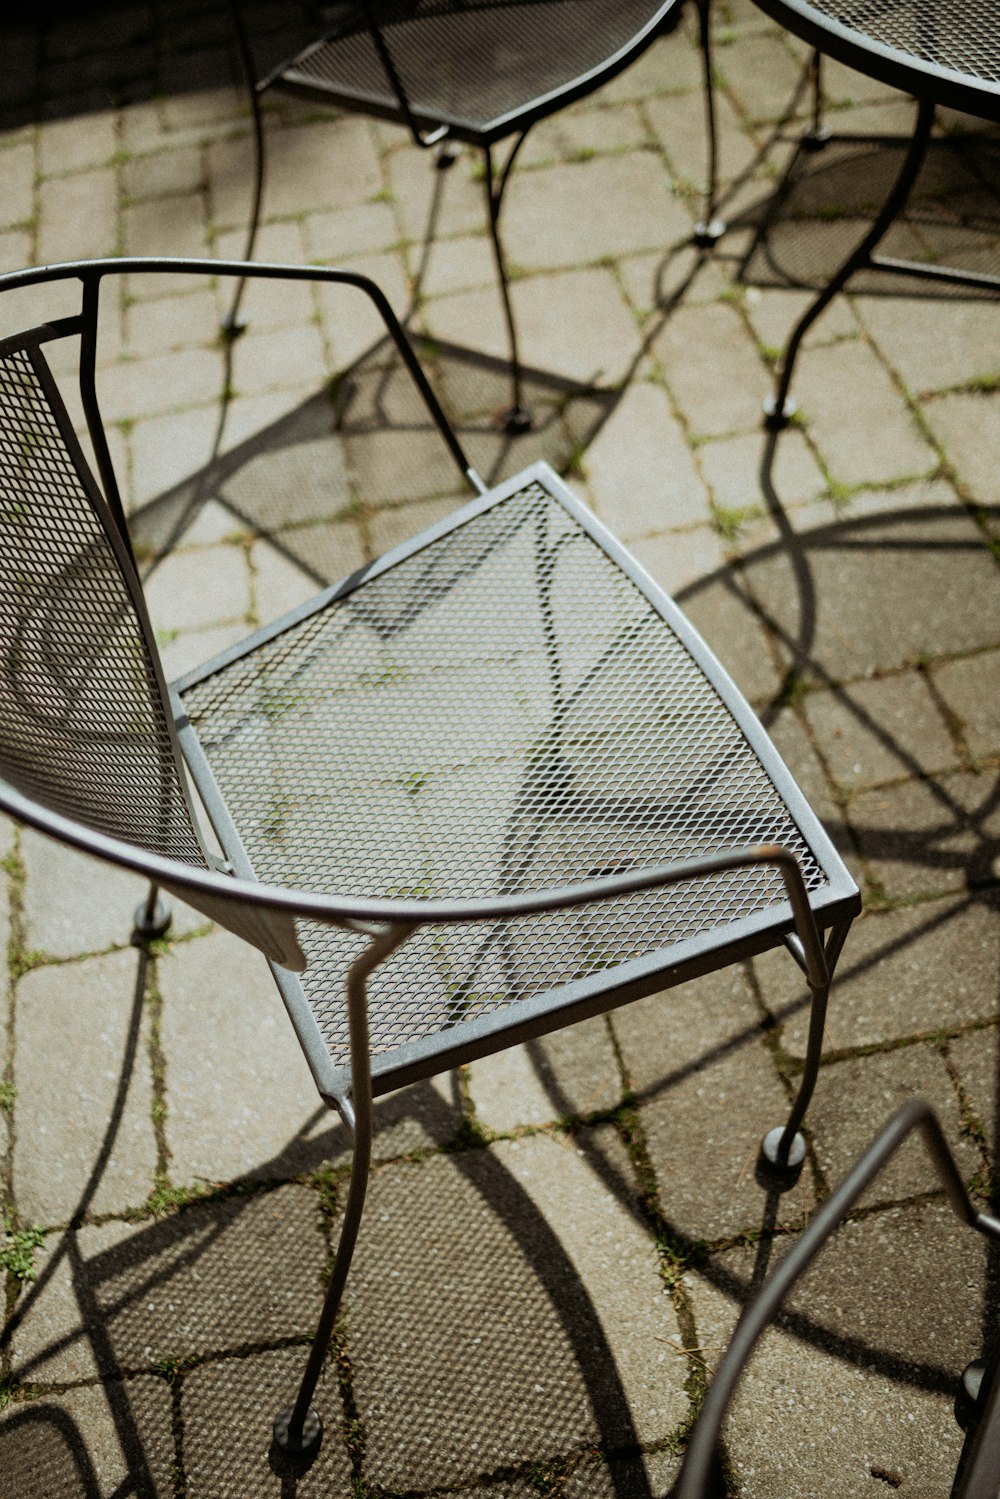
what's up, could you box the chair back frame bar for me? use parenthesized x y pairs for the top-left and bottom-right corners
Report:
(675, 1098), (1000, 1498)
(0, 258), (480, 499)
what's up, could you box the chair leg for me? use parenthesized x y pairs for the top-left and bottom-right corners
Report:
(272, 1103), (371, 1458)
(804, 48), (830, 149)
(482, 140), (533, 435)
(131, 882), (171, 944)
(758, 915), (852, 1185)
(693, 0), (726, 247)
(764, 96), (934, 429)
(272, 925), (410, 1460)
(221, 0), (267, 340)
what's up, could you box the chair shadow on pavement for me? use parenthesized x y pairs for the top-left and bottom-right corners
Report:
(2, 940), (650, 1497)
(130, 333), (617, 587)
(732, 128), (1000, 299)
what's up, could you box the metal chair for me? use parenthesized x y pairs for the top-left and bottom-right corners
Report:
(675, 1099), (1000, 1498)
(0, 255), (858, 1461)
(226, 0), (685, 431)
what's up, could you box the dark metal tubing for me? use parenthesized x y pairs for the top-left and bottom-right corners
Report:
(959, 1341), (1000, 1498)
(223, 0), (268, 335)
(765, 97), (934, 429)
(676, 1099), (1000, 1499)
(867, 255), (1000, 294)
(358, 0), (449, 150)
(482, 135), (533, 429)
(77, 276), (135, 563)
(131, 883), (172, 944)
(274, 919), (415, 1456)
(808, 48), (827, 141)
(693, 0), (726, 246)
(762, 911), (850, 1170)
(0, 258), (479, 493)
(242, 2), (678, 398)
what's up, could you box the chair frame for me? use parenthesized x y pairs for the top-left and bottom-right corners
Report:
(675, 1098), (1000, 1497)
(0, 255), (859, 1459)
(225, 0), (685, 429)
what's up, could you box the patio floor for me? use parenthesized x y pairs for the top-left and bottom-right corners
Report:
(0, 2), (998, 1495)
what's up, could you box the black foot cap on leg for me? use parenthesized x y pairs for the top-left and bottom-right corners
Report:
(273, 1405), (323, 1460)
(219, 313), (247, 343)
(956, 1359), (987, 1430)
(692, 217), (726, 248)
(757, 1126), (807, 1188)
(763, 393), (797, 431)
(802, 127), (831, 152)
(500, 404), (533, 435)
(435, 141), (460, 170)
(131, 896), (171, 945)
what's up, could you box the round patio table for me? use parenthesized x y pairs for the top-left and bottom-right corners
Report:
(744, 0), (1000, 425)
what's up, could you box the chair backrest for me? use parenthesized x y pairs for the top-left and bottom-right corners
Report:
(0, 323), (207, 867)
(0, 313), (323, 970)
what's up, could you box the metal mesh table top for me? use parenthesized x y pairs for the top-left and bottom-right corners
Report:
(752, 0), (1000, 121)
(180, 478), (837, 1078)
(269, 0), (676, 143)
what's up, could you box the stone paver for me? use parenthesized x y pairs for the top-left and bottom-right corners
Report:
(182, 1348), (352, 1497)
(505, 152), (692, 270)
(0, 1377), (175, 1499)
(615, 968), (812, 1241)
(13, 949), (158, 1222)
(654, 300), (773, 437)
(348, 1133), (686, 1491)
(855, 293), (1000, 397)
(934, 650), (1000, 762)
(425, 266), (643, 389)
(924, 388), (1000, 508)
(852, 769), (1000, 902)
(157, 928), (333, 1185)
(1, 4), (998, 1493)
(19, 831), (150, 960)
(791, 337), (935, 487)
(38, 168), (118, 262)
(755, 899), (1000, 1055)
(803, 671), (958, 791)
(469, 1017), (620, 1133)
(743, 512), (1000, 682)
(0, 139), (35, 229)
(584, 377), (711, 540)
(143, 543), (252, 634)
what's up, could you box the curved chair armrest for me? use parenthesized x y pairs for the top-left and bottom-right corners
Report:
(675, 1099), (1000, 1499)
(0, 256), (482, 497)
(0, 771), (828, 963)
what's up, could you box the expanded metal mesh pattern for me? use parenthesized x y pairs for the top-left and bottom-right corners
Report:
(0, 340), (205, 864)
(811, 0), (1000, 85)
(277, 0), (670, 136)
(182, 482), (828, 1070)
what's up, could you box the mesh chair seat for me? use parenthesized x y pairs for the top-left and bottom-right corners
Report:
(177, 472), (833, 1083)
(269, 0), (673, 142)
